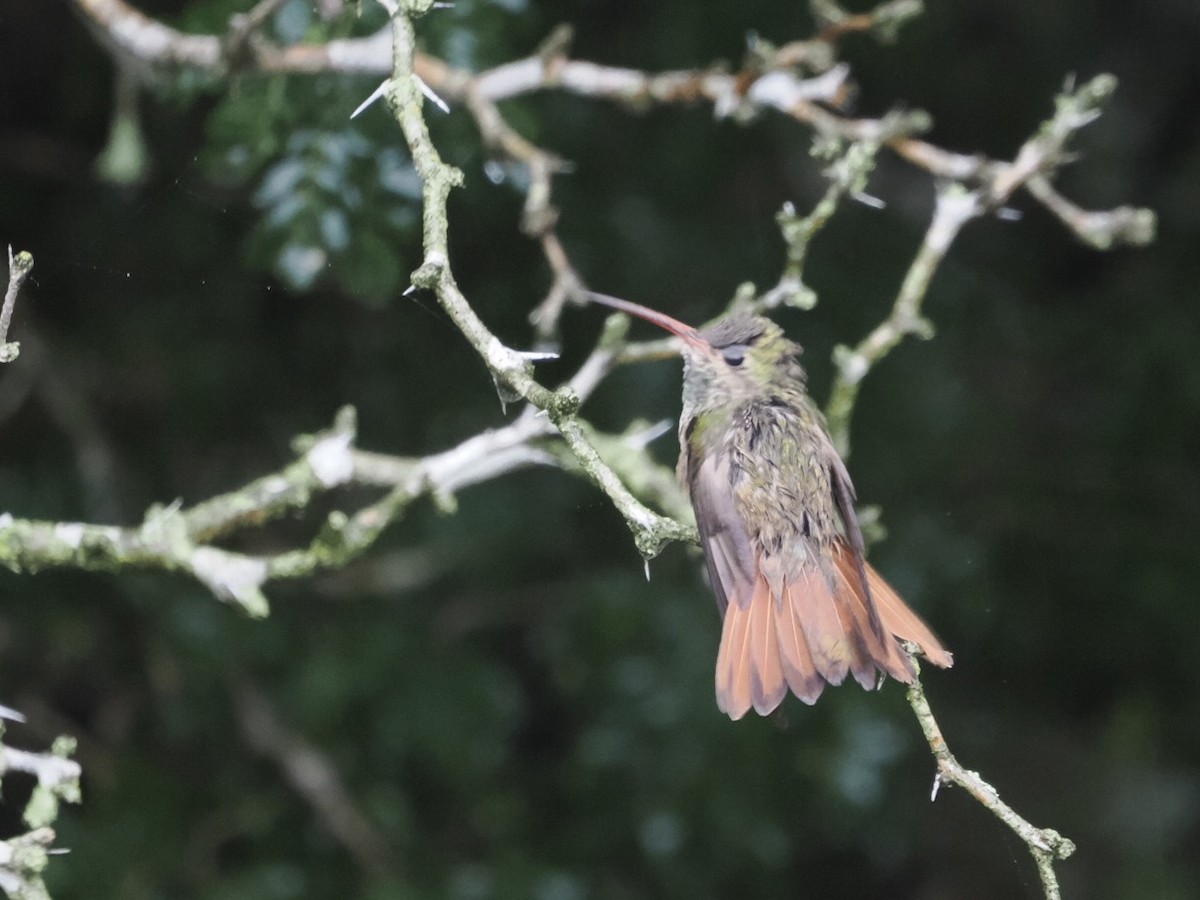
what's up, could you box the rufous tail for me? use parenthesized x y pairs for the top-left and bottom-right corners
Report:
(715, 542), (952, 720)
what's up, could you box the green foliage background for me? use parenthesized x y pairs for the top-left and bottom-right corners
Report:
(2, 1), (1198, 897)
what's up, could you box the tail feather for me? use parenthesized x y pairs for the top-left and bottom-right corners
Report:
(716, 575), (789, 719)
(774, 575), (826, 705)
(715, 593), (753, 719)
(863, 560), (954, 670)
(749, 582), (786, 715)
(829, 553), (911, 688)
(787, 566), (851, 687)
(714, 544), (952, 719)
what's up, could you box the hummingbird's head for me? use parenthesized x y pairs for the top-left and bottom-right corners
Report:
(694, 314), (804, 381)
(682, 313), (806, 409)
(585, 293), (807, 411)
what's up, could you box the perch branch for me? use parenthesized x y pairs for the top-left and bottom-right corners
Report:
(381, 0), (695, 558)
(905, 657), (1076, 899)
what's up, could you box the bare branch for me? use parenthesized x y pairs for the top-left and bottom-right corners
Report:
(0, 729), (82, 900)
(1026, 175), (1157, 249)
(824, 74), (1151, 457)
(34, 8), (1154, 897)
(382, 3), (694, 559)
(826, 182), (980, 454)
(905, 656), (1076, 899)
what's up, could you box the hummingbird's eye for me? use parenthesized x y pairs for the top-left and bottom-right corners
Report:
(721, 345), (747, 367)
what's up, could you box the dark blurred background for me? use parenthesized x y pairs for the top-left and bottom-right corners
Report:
(1, 1), (1198, 897)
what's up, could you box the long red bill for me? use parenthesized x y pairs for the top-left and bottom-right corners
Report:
(586, 292), (704, 346)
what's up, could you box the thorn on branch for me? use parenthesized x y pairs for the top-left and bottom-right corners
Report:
(351, 79), (391, 119)
(904, 651), (1075, 899)
(416, 75), (451, 113)
(190, 547), (270, 617)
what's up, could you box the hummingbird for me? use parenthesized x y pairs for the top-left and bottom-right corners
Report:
(588, 292), (953, 720)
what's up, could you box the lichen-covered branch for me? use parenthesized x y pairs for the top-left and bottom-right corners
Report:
(0, 725), (82, 900)
(760, 139), (885, 312)
(1026, 174), (1157, 250)
(904, 656), (1076, 900)
(0, 407), (548, 613)
(0, 409), (358, 616)
(0, 395), (675, 614)
(379, 0), (694, 560)
(28, 4), (1160, 897)
(824, 74), (1154, 456)
(0, 827), (56, 900)
(825, 181), (978, 454)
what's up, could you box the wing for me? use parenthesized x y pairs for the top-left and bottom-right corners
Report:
(822, 433), (888, 646)
(821, 429), (953, 670)
(684, 418), (793, 717)
(684, 425), (757, 618)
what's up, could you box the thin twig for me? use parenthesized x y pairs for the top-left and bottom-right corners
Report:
(2, 247), (33, 362)
(28, 7), (1154, 896)
(70, 0), (1155, 395)
(825, 74), (1144, 457)
(383, 1), (695, 558)
(825, 183), (979, 455)
(905, 655), (1076, 899)
(760, 140), (883, 311)
(1026, 175), (1156, 249)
